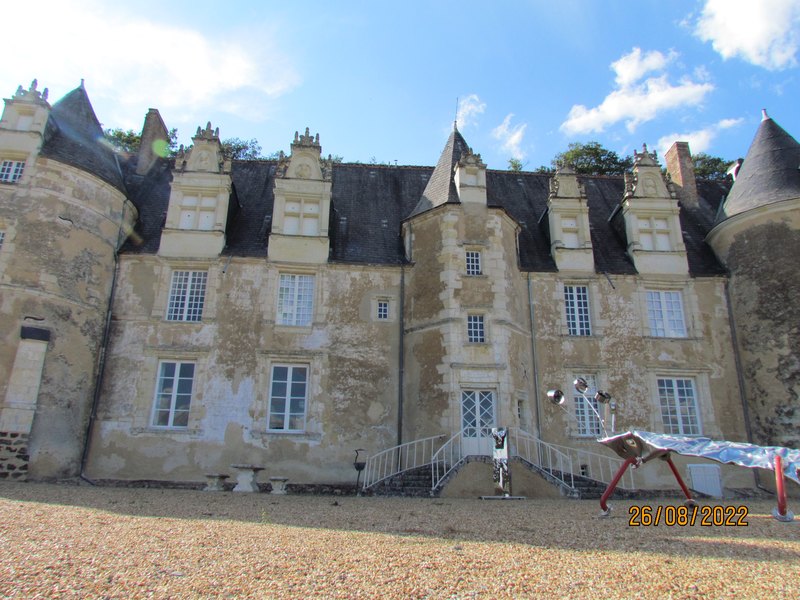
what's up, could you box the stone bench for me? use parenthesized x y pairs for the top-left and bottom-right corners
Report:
(230, 464), (265, 492)
(270, 476), (289, 494)
(203, 473), (229, 491)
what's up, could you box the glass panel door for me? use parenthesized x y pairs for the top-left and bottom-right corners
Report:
(461, 390), (495, 455)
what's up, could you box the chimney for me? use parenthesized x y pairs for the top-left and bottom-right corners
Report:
(665, 141), (698, 207)
(136, 108), (170, 175)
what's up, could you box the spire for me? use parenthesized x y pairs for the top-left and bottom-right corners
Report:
(39, 83), (126, 193)
(407, 128), (471, 218)
(718, 114), (800, 222)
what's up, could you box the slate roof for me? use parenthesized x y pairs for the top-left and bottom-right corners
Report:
(408, 124), (470, 218)
(40, 85), (126, 194)
(117, 155), (728, 276)
(718, 113), (800, 222)
(115, 108), (732, 277)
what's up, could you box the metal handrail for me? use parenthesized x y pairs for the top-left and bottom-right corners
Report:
(361, 434), (444, 490)
(541, 440), (636, 490)
(508, 427), (575, 490)
(430, 427), (469, 491)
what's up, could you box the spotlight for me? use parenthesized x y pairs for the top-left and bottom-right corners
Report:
(573, 377), (588, 394)
(547, 389), (565, 405)
(595, 391), (612, 404)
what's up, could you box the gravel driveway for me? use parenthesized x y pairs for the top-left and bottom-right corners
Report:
(1, 481), (799, 599)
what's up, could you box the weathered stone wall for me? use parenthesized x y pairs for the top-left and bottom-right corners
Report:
(708, 202), (800, 448)
(0, 431), (28, 480)
(403, 205), (534, 444)
(0, 158), (135, 479)
(85, 257), (402, 485)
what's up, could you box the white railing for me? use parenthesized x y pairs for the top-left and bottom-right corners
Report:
(430, 428), (468, 491)
(544, 441), (636, 490)
(508, 428), (575, 490)
(361, 434), (444, 491)
(364, 427), (634, 495)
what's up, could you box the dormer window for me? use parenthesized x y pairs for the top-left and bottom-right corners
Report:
(178, 195), (217, 231)
(16, 115), (33, 131)
(0, 161), (24, 183)
(561, 217), (580, 249)
(283, 198), (320, 236)
(638, 217), (671, 251)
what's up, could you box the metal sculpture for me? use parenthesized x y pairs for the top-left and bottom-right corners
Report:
(491, 427), (511, 496)
(548, 380), (800, 521)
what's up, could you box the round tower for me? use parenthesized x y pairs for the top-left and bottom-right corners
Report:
(707, 111), (800, 449)
(0, 81), (136, 479)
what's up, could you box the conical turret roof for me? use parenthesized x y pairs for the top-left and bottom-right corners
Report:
(407, 123), (470, 218)
(717, 112), (800, 222)
(40, 83), (126, 193)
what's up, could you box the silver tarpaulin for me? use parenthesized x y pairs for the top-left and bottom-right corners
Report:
(599, 430), (800, 485)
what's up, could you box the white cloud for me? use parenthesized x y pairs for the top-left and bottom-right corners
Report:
(695, 0), (800, 70)
(561, 48), (714, 136)
(457, 95), (486, 129)
(492, 114), (527, 158)
(613, 48), (677, 88)
(656, 118), (744, 156)
(0, 1), (300, 128)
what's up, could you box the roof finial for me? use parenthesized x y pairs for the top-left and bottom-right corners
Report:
(454, 97), (459, 131)
(762, 109), (770, 121)
(80, 78), (85, 88)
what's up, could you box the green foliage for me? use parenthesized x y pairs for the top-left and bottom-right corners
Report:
(552, 141), (633, 176)
(508, 158), (524, 171)
(104, 128), (141, 153)
(692, 153), (733, 179)
(534, 165), (555, 174)
(105, 127), (179, 157)
(220, 137), (263, 160)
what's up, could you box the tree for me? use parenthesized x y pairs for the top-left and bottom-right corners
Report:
(104, 127), (178, 156)
(551, 141), (633, 175)
(692, 153), (733, 179)
(104, 128), (142, 153)
(220, 137), (263, 160)
(508, 158), (524, 171)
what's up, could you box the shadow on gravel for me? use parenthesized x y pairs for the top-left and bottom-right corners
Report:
(2, 481), (799, 562)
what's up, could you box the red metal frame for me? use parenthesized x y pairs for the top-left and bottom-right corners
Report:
(599, 457), (637, 514)
(776, 455), (788, 518)
(664, 456), (695, 504)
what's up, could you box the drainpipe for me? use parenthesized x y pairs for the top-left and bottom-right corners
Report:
(725, 280), (771, 494)
(527, 272), (542, 439)
(80, 196), (130, 484)
(397, 266), (405, 469)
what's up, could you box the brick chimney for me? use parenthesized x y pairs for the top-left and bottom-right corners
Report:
(665, 141), (698, 207)
(136, 109), (170, 175)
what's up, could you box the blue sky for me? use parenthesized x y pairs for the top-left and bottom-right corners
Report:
(4, 0), (800, 170)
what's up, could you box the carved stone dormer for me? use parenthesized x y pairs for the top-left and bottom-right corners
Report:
(0, 81), (52, 183)
(159, 122), (233, 258)
(453, 147), (487, 205)
(547, 163), (593, 272)
(619, 144), (687, 275)
(269, 128), (333, 263)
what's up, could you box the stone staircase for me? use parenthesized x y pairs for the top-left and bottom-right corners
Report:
(362, 464), (439, 497)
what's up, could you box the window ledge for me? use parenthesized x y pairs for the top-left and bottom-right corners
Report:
(463, 274), (488, 279)
(131, 427), (204, 437)
(252, 430), (322, 442)
(643, 336), (700, 342)
(465, 341), (491, 346)
(274, 325), (314, 334)
(561, 334), (603, 340)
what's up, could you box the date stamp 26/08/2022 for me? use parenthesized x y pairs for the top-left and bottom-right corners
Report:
(629, 505), (749, 526)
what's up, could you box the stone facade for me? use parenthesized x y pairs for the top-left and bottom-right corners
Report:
(0, 80), (796, 494)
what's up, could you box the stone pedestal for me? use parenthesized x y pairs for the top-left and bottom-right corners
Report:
(203, 473), (229, 491)
(270, 476), (289, 494)
(230, 464), (264, 492)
